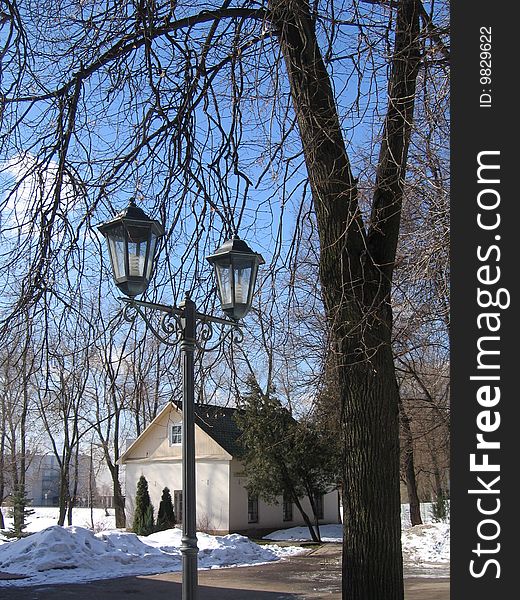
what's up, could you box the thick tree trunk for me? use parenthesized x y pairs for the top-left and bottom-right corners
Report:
(269, 1), (420, 598)
(114, 484), (126, 529)
(337, 332), (403, 599)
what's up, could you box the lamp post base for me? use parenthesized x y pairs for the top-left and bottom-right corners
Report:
(180, 536), (199, 600)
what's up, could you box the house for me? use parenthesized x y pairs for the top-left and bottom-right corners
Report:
(119, 402), (340, 535)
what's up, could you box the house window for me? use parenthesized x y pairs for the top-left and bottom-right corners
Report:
(174, 490), (183, 523)
(248, 493), (259, 523)
(169, 423), (182, 445)
(314, 493), (324, 520)
(283, 492), (293, 522)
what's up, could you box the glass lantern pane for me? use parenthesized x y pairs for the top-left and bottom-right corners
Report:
(233, 264), (252, 305)
(216, 263), (232, 305)
(107, 226), (126, 281)
(145, 234), (158, 280)
(127, 240), (147, 277)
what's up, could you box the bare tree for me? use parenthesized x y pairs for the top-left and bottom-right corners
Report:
(0, 1), (449, 596)
(87, 322), (131, 529)
(126, 332), (178, 436)
(0, 312), (39, 528)
(392, 46), (450, 522)
(36, 330), (92, 526)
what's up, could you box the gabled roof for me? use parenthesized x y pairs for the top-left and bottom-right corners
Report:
(119, 401), (243, 463)
(172, 400), (242, 457)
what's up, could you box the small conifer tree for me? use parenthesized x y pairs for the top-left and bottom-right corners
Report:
(431, 490), (450, 523)
(156, 487), (176, 531)
(132, 475), (155, 535)
(5, 484), (35, 539)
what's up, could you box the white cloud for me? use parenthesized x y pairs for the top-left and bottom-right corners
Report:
(1, 152), (77, 237)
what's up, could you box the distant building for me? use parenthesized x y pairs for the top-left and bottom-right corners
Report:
(23, 454), (98, 507)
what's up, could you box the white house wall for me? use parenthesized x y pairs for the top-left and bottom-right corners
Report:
(125, 459), (231, 533)
(228, 459), (340, 533)
(122, 405), (233, 533)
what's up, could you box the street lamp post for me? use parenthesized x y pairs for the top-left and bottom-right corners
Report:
(98, 200), (264, 600)
(179, 293), (198, 598)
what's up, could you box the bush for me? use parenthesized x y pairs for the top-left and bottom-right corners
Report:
(132, 475), (155, 536)
(156, 487), (176, 531)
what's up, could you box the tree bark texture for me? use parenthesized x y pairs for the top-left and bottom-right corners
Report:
(269, 1), (421, 598)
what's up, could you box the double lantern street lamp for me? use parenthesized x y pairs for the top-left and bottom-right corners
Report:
(98, 199), (264, 600)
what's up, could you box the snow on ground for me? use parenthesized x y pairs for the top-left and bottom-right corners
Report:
(0, 508), (304, 587)
(265, 522), (449, 565)
(401, 523), (450, 563)
(5, 507), (116, 535)
(264, 503), (450, 570)
(265, 523), (343, 543)
(0, 504), (449, 587)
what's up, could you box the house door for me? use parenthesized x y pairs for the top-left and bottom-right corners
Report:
(174, 490), (183, 524)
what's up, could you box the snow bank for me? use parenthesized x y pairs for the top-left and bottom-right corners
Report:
(265, 524), (342, 543)
(401, 523), (450, 563)
(0, 524), (303, 587)
(0, 505), (449, 587)
(264, 510), (451, 565)
(143, 528), (302, 568)
(0, 525), (180, 584)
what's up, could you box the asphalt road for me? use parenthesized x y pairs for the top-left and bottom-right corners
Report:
(0, 544), (449, 600)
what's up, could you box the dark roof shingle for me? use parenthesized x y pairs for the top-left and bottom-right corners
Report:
(173, 401), (242, 456)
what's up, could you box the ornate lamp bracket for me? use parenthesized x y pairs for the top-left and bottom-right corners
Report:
(121, 296), (243, 353)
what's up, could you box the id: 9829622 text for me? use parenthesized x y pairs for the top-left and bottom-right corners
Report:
(480, 26), (492, 108)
